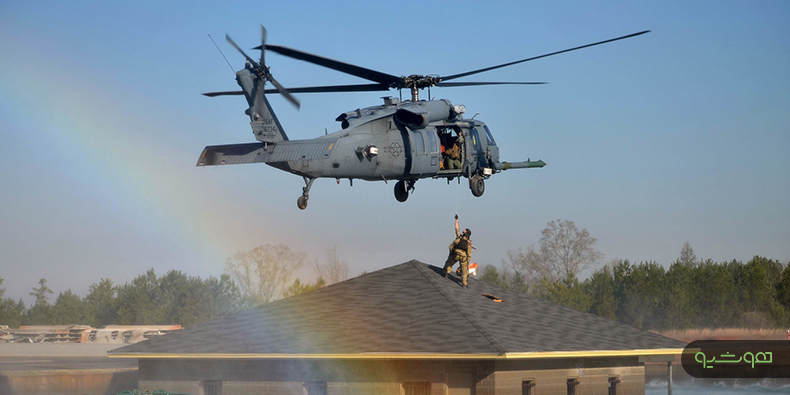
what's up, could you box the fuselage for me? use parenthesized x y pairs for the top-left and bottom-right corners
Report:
(265, 97), (500, 182)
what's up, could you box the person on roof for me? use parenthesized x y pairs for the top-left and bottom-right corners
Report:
(444, 214), (472, 288)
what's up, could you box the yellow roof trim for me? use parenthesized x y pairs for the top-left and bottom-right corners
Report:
(502, 348), (683, 359)
(109, 348), (683, 360)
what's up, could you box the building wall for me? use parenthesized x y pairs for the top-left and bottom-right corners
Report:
(139, 357), (644, 395)
(476, 358), (644, 395)
(0, 368), (138, 395)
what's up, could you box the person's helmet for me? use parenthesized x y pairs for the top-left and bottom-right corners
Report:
(463, 228), (472, 238)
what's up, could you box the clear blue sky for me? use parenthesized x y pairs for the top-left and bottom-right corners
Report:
(1, 1), (788, 305)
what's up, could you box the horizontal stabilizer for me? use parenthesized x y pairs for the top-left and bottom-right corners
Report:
(196, 143), (267, 166)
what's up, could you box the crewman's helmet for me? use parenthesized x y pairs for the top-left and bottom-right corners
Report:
(463, 228), (472, 238)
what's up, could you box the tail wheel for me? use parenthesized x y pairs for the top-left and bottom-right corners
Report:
(394, 180), (409, 202)
(297, 196), (308, 210)
(470, 175), (485, 197)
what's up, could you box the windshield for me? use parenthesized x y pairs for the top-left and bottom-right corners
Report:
(483, 124), (496, 146)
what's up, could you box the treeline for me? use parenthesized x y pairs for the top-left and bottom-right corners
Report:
(482, 255), (790, 330)
(0, 270), (246, 328)
(0, 244), (350, 329)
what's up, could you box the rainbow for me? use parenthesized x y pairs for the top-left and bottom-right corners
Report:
(0, 33), (276, 275)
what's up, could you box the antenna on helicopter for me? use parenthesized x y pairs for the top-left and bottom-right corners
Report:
(209, 34), (235, 75)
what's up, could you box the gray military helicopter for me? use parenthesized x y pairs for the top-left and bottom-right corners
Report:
(198, 26), (648, 209)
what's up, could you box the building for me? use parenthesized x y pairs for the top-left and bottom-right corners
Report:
(110, 261), (684, 395)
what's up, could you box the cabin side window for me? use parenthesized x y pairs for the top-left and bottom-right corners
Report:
(426, 130), (439, 153)
(411, 130), (426, 153)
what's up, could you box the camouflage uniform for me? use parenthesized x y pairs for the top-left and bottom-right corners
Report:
(444, 231), (472, 286)
(444, 134), (463, 170)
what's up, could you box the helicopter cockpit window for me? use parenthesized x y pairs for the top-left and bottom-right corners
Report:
(426, 131), (439, 153)
(483, 125), (496, 146)
(471, 128), (482, 151)
(411, 130), (426, 153)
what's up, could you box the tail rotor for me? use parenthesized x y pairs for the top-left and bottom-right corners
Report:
(225, 26), (300, 109)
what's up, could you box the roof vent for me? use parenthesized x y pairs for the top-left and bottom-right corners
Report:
(481, 294), (505, 303)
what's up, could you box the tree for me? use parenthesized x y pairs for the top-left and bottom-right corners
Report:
(30, 278), (53, 306)
(737, 257), (775, 313)
(778, 263), (790, 310)
(663, 261), (697, 329)
(157, 270), (244, 327)
(693, 260), (738, 327)
(536, 275), (591, 312)
(679, 241), (697, 267)
(283, 277), (326, 298)
(84, 278), (118, 327)
(204, 274), (246, 317)
(481, 265), (508, 289)
(158, 270), (204, 326)
(225, 244), (307, 305)
(619, 261), (666, 330)
(0, 277), (25, 328)
(504, 246), (542, 287)
(584, 264), (618, 320)
(27, 278), (54, 324)
(509, 219), (603, 283)
(116, 269), (165, 324)
(113, 269), (244, 326)
(50, 290), (89, 325)
(480, 264), (530, 293)
(315, 246), (350, 285)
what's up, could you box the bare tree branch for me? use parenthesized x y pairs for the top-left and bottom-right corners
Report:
(315, 246), (350, 285)
(508, 219), (603, 282)
(225, 244), (306, 305)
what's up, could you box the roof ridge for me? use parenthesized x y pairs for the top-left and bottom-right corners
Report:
(410, 261), (507, 354)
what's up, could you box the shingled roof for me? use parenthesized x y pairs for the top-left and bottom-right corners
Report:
(109, 261), (684, 359)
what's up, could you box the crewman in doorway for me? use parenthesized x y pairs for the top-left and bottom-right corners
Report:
(444, 132), (463, 170)
(444, 215), (472, 288)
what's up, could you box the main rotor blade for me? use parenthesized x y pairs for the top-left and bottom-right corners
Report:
(260, 25), (267, 66)
(441, 30), (650, 82)
(436, 81), (547, 87)
(203, 90), (244, 97)
(226, 34), (260, 68)
(204, 82), (542, 97)
(203, 83), (390, 97)
(266, 83), (390, 94)
(263, 44), (402, 86)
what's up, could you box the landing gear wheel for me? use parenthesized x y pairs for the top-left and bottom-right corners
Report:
(297, 177), (315, 210)
(394, 180), (409, 202)
(297, 195), (308, 210)
(470, 175), (485, 197)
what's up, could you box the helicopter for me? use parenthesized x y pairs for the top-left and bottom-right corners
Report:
(198, 26), (649, 209)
